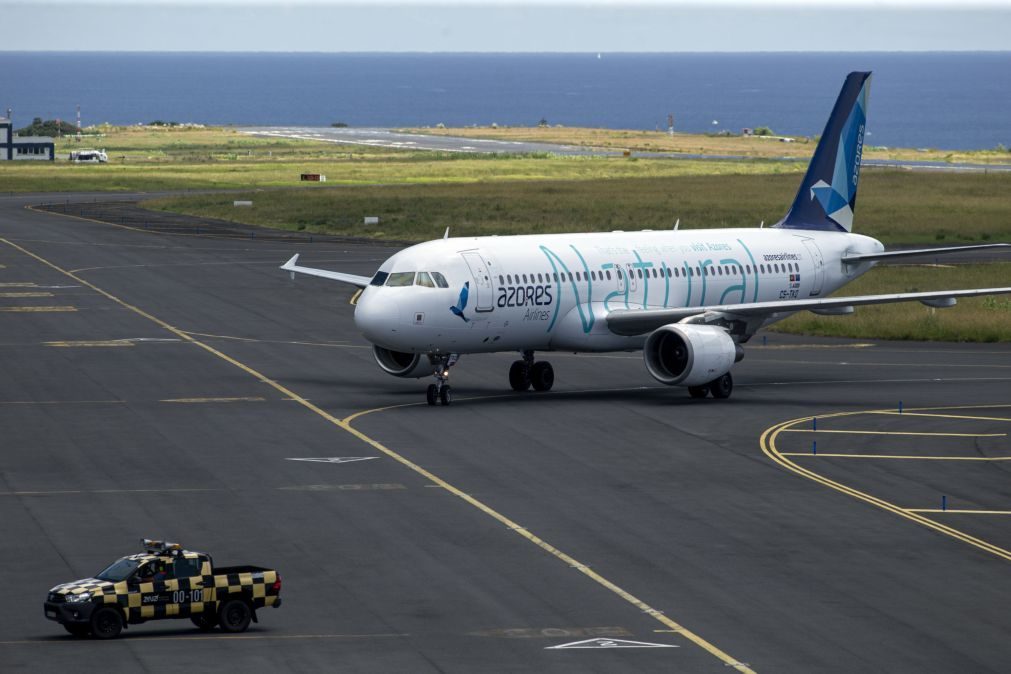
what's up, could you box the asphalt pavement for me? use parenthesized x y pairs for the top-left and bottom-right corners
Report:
(1, 193), (1009, 673)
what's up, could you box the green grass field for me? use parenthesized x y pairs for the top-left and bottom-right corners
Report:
(772, 264), (1011, 342)
(145, 171), (1011, 246)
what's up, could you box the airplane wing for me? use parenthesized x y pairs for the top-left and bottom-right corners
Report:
(280, 254), (372, 288)
(842, 243), (1011, 264)
(606, 286), (1011, 336)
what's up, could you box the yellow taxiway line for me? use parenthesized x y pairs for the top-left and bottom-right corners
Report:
(45, 340), (134, 347)
(780, 453), (1011, 461)
(908, 509), (1011, 515)
(0, 306), (76, 312)
(868, 411), (1011, 423)
(1, 234), (756, 673)
(159, 396), (266, 404)
(781, 429), (1005, 438)
(762, 405), (1011, 563)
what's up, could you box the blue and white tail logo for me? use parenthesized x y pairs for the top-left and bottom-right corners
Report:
(775, 72), (871, 233)
(450, 282), (470, 322)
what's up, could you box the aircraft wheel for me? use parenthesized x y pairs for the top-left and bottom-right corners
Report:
(509, 361), (531, 391)
(439, 385), (452, 406)
(426, 384), (438, 406)
(530, 362), (554, 392)
(688, 385), (709, 399)
(709, 372), (733, 399)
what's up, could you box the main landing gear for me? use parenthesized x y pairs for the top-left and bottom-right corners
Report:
(687, 372), (733, 400)
(426, 353), (459, 406)
(509, 350), (554, 393)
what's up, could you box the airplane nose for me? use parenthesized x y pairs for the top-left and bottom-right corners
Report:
(354, 289), (397, 343)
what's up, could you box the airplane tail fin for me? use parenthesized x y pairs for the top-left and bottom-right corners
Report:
(774, 71), (871, 233)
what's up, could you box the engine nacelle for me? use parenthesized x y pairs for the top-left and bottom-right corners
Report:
(372, 345), (433, 379)
(643, 324), (737, 387)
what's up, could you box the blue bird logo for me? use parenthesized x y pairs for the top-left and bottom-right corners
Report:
(450, 282), (470, 322)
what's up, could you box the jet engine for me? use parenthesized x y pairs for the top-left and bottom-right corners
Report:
(372, 345), (434, 379)
(643, 324), (738, 387)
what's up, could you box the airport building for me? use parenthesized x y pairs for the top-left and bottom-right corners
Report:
(0, 117), (56, 161)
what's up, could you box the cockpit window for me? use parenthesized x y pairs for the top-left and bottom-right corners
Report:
(430, 272), (449, 288)
(386, 272), (416, 287)
(370, 271), (389, 287)
(416, 272), (436, 288)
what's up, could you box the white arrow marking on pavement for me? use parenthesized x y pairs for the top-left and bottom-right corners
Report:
(546, 638), (679, 650)
(286, 457), (379, 464)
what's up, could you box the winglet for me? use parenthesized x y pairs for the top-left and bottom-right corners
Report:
(443, 227), (450, 240)
(281, 254), (299, 280)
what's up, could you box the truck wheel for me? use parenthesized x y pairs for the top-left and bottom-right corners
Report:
(218, 599), (252, 633)
(190, 613), (218, 631)
(89, 607), (123, 640)
(63, 623), (90, 637)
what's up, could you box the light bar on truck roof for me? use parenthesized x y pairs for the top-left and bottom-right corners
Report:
(141, 538), (183, 554)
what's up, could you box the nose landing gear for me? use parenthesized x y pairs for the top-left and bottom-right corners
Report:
(509, 350), (554, 392)
(427, 353), (459, 406)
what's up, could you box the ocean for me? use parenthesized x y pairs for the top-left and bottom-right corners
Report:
(1, 52), (1008, 150)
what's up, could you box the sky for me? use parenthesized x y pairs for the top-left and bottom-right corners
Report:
(2, 1), (1009, 52)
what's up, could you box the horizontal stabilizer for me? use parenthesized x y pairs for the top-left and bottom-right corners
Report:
(280, 254), (373, 288)
(842, 243), (1011, 264)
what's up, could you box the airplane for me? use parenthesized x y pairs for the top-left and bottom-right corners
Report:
(281, 72), (1011, 406)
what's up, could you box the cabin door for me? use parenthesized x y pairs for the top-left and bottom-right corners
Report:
(801, 240), (825, 296)
(460, 250), (495, 312)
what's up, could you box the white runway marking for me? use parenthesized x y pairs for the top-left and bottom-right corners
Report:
(546, 637), (679, 649)
(286, 457), (379, 464)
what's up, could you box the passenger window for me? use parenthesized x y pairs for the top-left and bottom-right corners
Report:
(498, 275), (504, 285)
(430, 272), (449, 288)
(538, 273), (544, 283)
(386, 272), (415, 287)
(173, 557), (201, 579)
(416, 272), (436, 288)
(370, 271), (389, 287)
(523, 274), (528, 284)
(606, 270), (611, 281)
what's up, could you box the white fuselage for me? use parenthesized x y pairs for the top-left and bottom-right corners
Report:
(353, 228), (884, 355)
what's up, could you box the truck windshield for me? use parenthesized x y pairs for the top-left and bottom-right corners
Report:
(95, 558), (141, 582)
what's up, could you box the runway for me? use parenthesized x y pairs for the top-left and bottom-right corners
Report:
(1, 193), (1009, 672)
(239, 126), (1011, 173)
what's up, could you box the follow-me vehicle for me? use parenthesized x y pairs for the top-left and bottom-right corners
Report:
(44, 539), (281, 639)
(282, 72), (1010, 405)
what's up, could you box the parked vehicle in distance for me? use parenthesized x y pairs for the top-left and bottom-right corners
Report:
(44, 539), (282, 639)
(69, 149), (108, 163)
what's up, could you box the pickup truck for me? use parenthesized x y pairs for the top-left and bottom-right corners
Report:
(44, 539), (282, 639)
